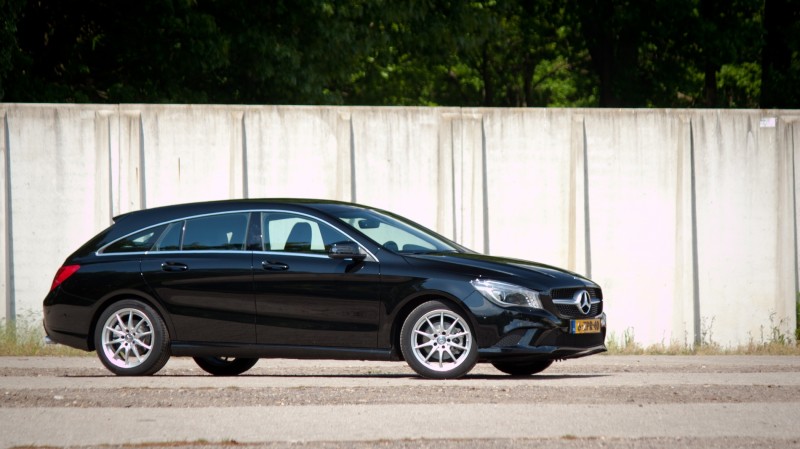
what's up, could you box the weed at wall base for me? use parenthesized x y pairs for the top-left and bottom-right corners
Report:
(605, 322), (799, 356)
(0, 316), (88, 357)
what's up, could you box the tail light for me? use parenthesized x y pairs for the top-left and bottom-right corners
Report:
(50, 265), (80, 292)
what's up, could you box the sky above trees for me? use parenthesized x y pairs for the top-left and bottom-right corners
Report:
(1, 0), (798, 108)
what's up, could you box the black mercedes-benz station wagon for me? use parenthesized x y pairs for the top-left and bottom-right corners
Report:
(43, 199), (606, 379)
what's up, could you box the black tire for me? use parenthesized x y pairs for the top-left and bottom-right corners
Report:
(491, 360), (553, 376)
(94, 300), (170, 376)
(193, 357), (259, 376)
(400, 300), (477, 379)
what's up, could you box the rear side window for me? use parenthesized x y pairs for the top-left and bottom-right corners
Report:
(103, 225), (166, 254)
(182, 213), (249, 251)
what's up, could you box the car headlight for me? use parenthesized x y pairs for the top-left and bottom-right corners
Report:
(470, 279), (543, 309)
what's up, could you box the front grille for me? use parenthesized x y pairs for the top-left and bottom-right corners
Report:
(535, 328), (605, 347)
(551, 287), (603, 300)
(554, 302), (602, 318)
(495, 329), (526, 347)
(549, 286), (603, 318)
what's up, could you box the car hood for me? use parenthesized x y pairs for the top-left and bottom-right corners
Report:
(403, 252), (597, 290)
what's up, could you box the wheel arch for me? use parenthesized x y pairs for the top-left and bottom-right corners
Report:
(87, 290), (174, 351)
(389, 291), (478, 362)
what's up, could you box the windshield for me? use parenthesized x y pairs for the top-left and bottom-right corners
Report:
(327, 206), (461, 254)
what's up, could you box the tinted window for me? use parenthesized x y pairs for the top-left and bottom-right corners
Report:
(246, 213), (262, 250)
(103, 225), (166, 254)
(182, 213), (249, 251)
(262, 212), (349, 253)
(154, 222), (183, 251)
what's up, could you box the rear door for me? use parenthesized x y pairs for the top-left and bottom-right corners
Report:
(141, 212), (256, 344)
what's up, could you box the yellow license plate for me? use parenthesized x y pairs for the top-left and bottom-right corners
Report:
(570, 319), (602, 334)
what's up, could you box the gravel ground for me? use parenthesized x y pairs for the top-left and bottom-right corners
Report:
(3, 384), (799, 408)
(22, 437), (800, 449)
(2, 355), (799, 449)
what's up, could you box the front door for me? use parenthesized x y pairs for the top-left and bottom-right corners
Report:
(252, 212), (381, 348)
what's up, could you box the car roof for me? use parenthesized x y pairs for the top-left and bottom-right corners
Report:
(113, 198), (365, 226)
(64, 199), (373, 258)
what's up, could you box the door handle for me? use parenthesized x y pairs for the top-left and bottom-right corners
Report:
(161, 262), (189, 272)
(262, 261), (289, 271)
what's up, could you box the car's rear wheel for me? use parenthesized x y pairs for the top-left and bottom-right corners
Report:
(400, 300), (477, 379)
(491, 360), (553, 376)
(94, 300), (170, 376)
(193, 357), (259, 376)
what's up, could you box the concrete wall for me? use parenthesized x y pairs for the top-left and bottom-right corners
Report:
(1, 104), (797, 347)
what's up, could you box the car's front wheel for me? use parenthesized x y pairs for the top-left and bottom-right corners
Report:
(400, 300), (477, 379)
(491, 360), (553, 376)
(94, 300), (170, 376)
(193, 357), (259, 376)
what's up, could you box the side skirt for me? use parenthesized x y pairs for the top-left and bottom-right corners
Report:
(170, 342), (399, 361)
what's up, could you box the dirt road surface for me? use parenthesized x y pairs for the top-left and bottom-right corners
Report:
(1, 355), (799, 449)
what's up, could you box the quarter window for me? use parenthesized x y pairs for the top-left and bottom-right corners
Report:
(103, 225), (166, 254)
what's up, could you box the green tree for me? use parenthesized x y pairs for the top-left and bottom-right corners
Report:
(0, 0), (795, 108)
(694, 0), (763, 107)
(203, 0), (379, 104)
(570, 0), (764, 107)
(343, 0), (594, 107)
(4, 0), (229, 102)
(761, 0), (800, 108)
(0, 0), (25, 100)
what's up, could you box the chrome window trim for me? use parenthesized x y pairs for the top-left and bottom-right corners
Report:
(97, 250), (151, 256)
(143, 250), (254, 256)
(552, 297), (602, 305)
(253, 250), (377, 262)
(95, 208), (379, 262)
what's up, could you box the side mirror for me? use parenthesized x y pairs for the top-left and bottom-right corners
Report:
(328, 241), (366, 261)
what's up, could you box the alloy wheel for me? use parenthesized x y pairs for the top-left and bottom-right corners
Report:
(100, 307), (155, 369)
(409, 309), (473, 372)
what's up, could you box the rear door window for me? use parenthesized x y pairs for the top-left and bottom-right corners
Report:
(181, 213), (250, 251)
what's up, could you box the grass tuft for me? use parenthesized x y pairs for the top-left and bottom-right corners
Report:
(796, 292), (800, 342)
(605, 337), (800, 355)
(0, 317), (88, 357)
(605, 315), (800, 356)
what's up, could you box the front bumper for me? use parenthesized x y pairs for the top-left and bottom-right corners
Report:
(476, 312), (607, 363)
(478, 343), (607, 363)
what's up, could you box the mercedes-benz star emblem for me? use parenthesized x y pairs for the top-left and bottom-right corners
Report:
(573, 290), (592, 315)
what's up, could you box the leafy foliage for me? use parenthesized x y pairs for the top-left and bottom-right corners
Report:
(1, 0), (797, 107)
